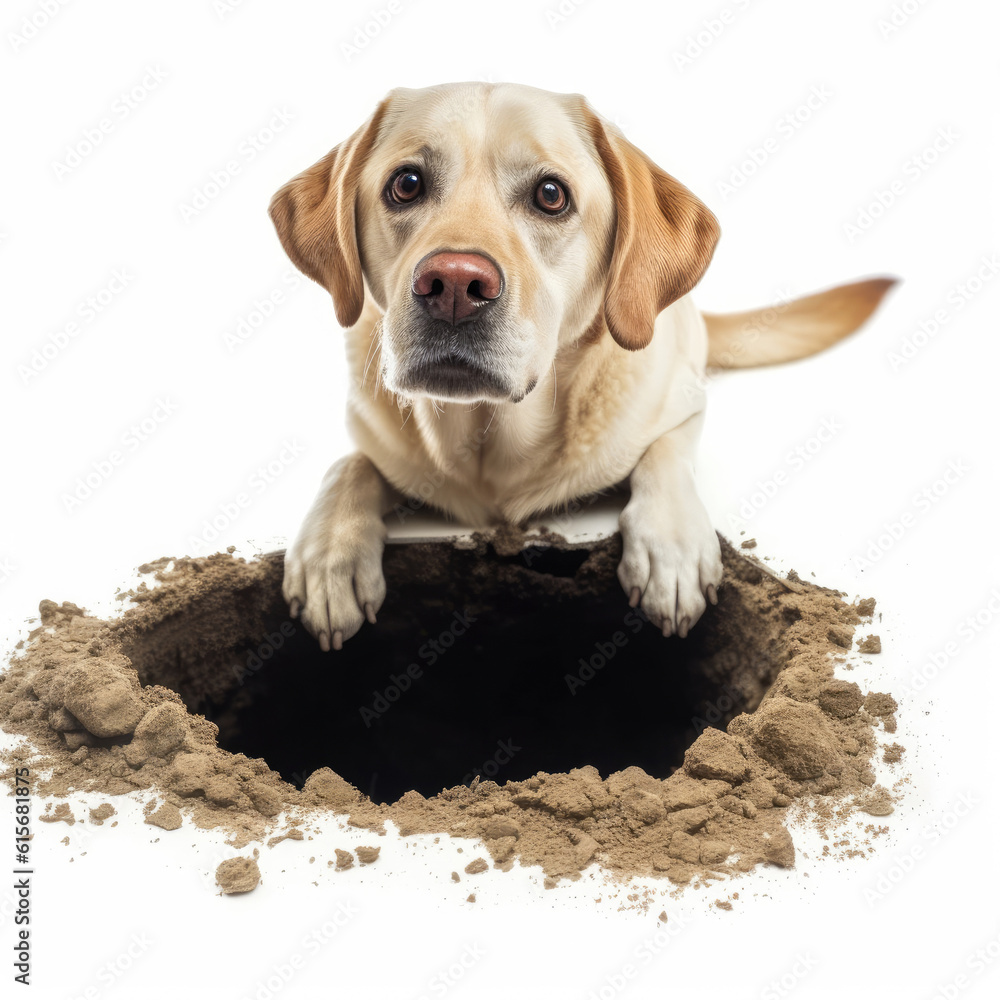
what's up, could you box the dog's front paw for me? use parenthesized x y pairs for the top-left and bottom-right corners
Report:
(282, 516), (387, 651)
(617, 497), (723, 638)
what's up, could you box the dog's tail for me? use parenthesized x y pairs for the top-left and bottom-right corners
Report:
(702, 276), (898, 369)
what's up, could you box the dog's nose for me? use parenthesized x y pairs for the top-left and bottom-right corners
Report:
(412, 252), (503, 324)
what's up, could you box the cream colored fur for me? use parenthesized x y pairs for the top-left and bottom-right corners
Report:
(270, 82), (894, 651)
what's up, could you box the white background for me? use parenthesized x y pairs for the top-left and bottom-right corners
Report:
(2, 0), (1000, 997)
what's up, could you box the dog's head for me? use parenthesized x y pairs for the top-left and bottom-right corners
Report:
(269, 82), (719, 404)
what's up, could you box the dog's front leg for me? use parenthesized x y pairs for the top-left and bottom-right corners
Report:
(282, 452), (399, 651)
(617, 411), (723, 638)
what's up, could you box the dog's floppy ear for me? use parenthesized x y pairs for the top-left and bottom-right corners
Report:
(268, 98), (390, 328)
(582, 102), (720, 351)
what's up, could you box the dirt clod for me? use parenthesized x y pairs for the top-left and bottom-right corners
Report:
(145, 803), (182, 831)
(858, 635), (882, 654)
(216, 856), (260, 894)
(818, 680), (864, 719)
(39, 803), (75, 825)
(89, 803), (116, 825)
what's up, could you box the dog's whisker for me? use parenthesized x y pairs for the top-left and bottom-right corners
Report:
(483, 405), (498, 439)
(362, 337), (379, 384)
(362, 319), (385, 388)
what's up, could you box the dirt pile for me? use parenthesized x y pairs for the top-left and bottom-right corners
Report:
(0, 534), (900, 885)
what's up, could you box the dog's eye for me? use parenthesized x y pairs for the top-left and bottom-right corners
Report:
(535, 179), (568, 214)
(389, 169), (423, 204)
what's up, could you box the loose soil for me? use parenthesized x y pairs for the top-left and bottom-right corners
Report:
(0, 533), (901, 886)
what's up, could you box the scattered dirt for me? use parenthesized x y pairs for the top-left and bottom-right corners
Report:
(89, 803), (116, 825)
(858, 635), (882, 654)
(0, 533), (903, 889)
(267, 829), (303, 848)
(863, 691), (899, 734)
(39, 802), (75, 825)
(145, 802), (182, 831)
(857, 785), (895, 816)
(216, 856), (260, 894)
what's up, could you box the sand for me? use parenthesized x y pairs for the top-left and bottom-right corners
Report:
(216, 856), (261, 894)
(0, 533), (902, 888)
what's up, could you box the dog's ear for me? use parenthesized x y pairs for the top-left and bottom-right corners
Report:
(268, 99), (390, 328)
(582, 102), (720, 351)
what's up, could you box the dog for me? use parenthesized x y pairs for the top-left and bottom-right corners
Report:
(269, 81), (894, 652)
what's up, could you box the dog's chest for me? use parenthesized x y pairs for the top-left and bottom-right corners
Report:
(390, 404), (641, 524)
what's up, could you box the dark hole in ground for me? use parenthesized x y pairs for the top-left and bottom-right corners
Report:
(505, 545), (592, 577)
(125, 537), (780, 806)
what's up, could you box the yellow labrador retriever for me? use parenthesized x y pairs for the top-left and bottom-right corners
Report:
(269, 81), (894, 651)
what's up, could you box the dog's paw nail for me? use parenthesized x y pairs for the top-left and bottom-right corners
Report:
(662, 619), (673, 638)
(706, 584), (718, 606)
(332, 630), (344, 652)
(678, 617), (690, 639)
(289, 599), (301, 619)
(629, 587), (641, 608)
(364, 602), (377, 625)
(318, 630), (330, 653)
